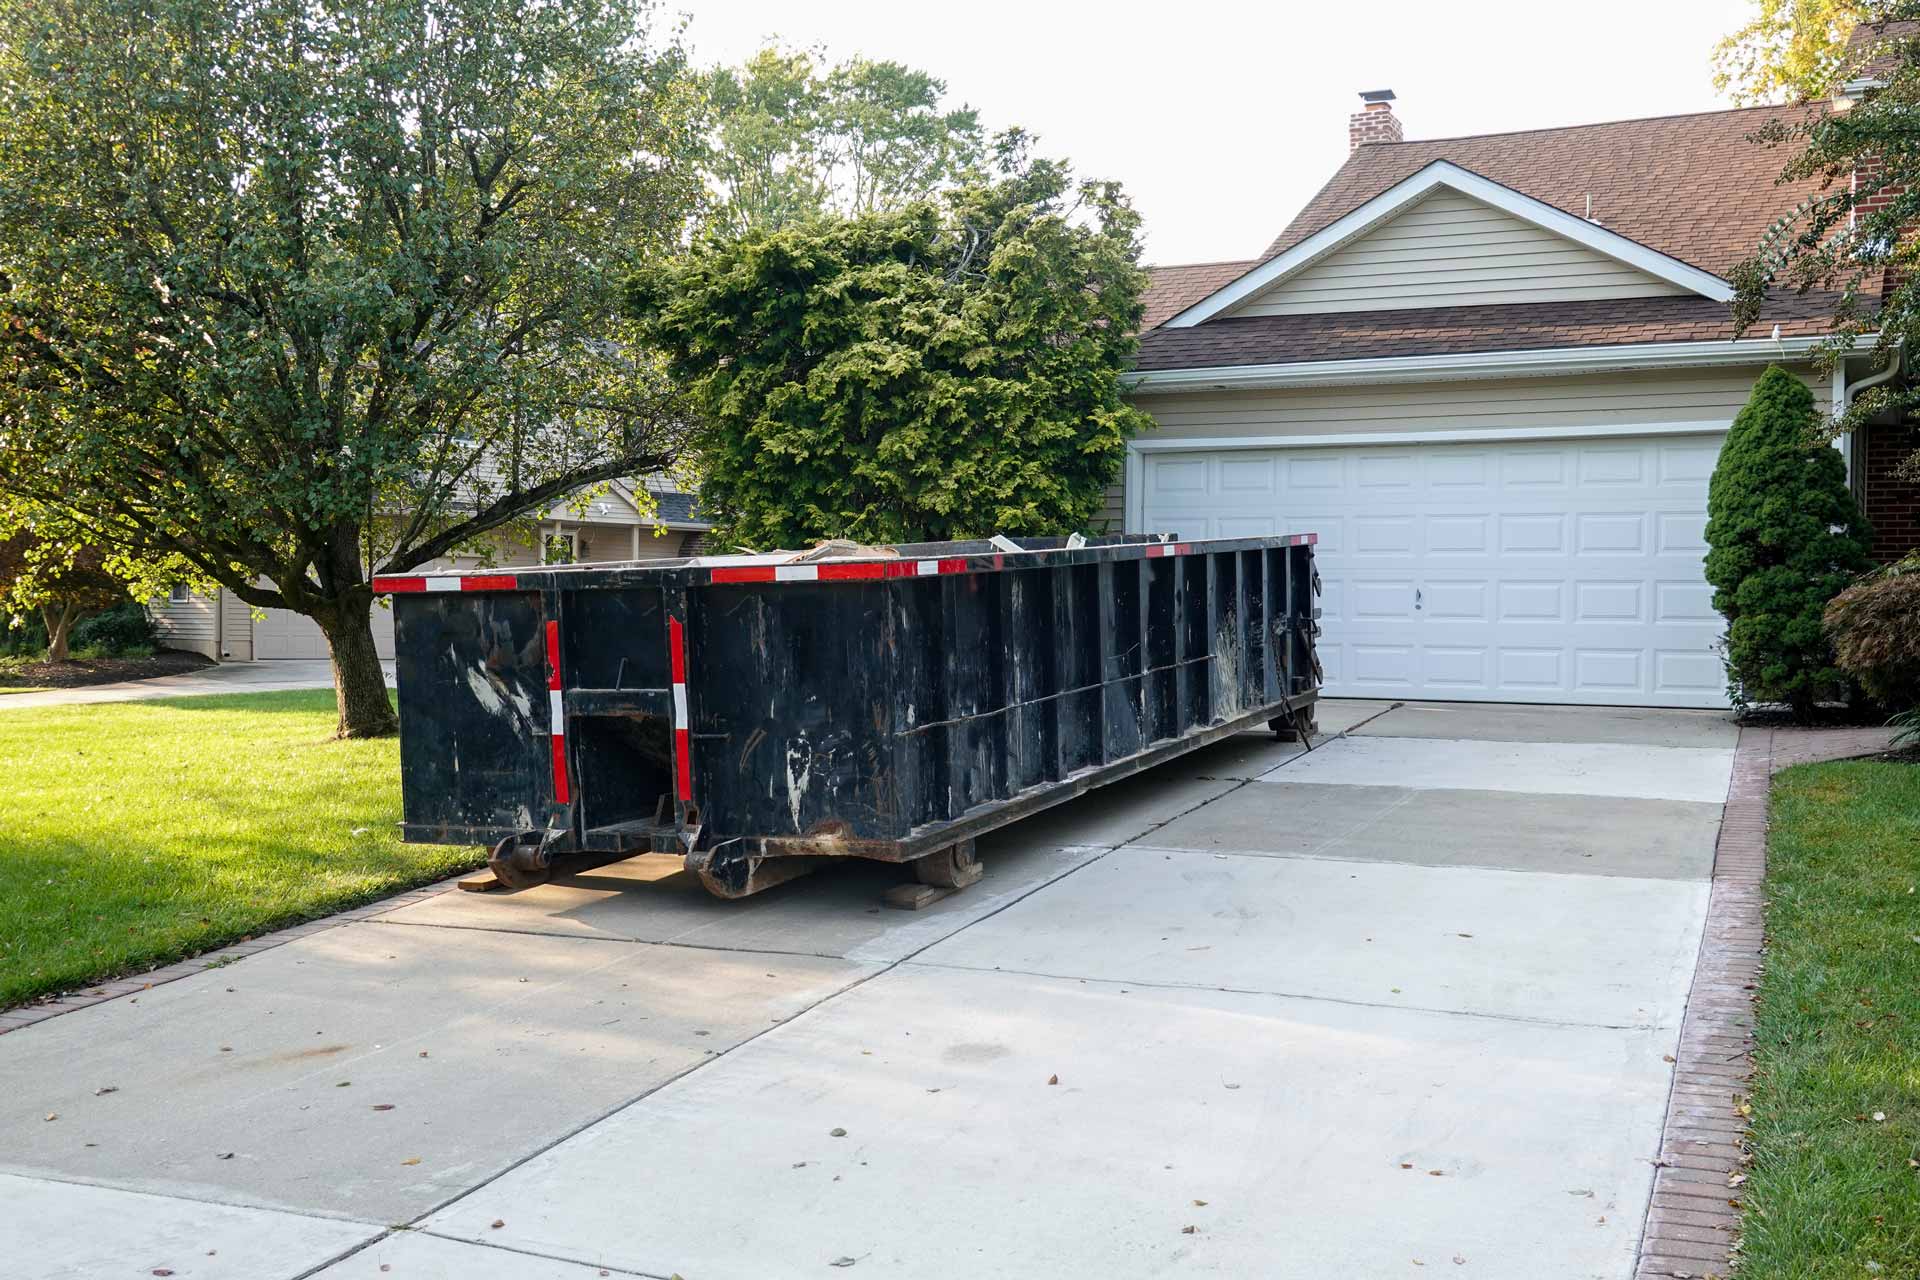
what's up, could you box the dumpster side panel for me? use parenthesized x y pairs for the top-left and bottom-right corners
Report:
(394, 592), (553, 842)
(690, 582), (906, 846)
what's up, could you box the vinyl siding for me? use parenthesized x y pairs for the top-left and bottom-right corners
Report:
(1129, 368), (1800, 442)
(1228, 189), (1691, 317)
(150, 592), (219, 659)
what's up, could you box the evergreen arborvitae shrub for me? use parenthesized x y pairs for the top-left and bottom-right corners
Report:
(1704, 364), (1873, 715)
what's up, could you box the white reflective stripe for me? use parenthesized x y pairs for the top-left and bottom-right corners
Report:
(671, 683), (688, 728)
(424, 576), (460, 591)
(774, 565), (819, 582)
(918, 560), (938, 575)
(549, 690), (565, 733)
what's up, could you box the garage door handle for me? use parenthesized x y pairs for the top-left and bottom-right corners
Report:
(1414, 588), (1423, 611)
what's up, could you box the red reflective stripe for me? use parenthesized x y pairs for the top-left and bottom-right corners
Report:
(550, 734), (570, 804)
(460, 575), (519, 591)
(673, 728), (693, 802)
(815, 561), (890, 581)
(668, 617), (692, 801)
(710, 565), (777, 583)
(544, 620), (562, 691)
(373, 576), (425, 593)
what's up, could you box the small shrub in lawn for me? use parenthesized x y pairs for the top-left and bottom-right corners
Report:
(69, 600), (158, 656)
(1705, 365), (1873, 715)
(1824, 555), (1920, 709)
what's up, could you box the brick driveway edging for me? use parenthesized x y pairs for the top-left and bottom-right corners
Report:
(1634, 721), (1895, 1280)
(0, 873), (471, 1038)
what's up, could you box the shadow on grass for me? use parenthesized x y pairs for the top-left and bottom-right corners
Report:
(0, 828), (483, 1010)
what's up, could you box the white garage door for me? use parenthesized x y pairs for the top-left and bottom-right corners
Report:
(1138, 434), (1729, 708)
(252, 602), (395, 661)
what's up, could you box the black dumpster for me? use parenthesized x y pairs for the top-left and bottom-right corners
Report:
(373, 533), (1321, 898)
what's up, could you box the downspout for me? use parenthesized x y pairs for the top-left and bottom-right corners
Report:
(1840, 344), (1904, 490)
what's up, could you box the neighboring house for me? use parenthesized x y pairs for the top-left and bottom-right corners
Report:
(152, 480), (711, 662)
(1121, 89), (1917, 710)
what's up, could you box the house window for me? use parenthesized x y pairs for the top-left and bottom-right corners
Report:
(168, 584), (192, 603)
(542, 533), (576, 565)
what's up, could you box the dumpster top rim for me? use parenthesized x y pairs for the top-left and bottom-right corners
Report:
(371, 532), (1318, 596)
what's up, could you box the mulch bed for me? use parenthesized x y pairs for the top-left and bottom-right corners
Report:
(0, 649), (216, 690)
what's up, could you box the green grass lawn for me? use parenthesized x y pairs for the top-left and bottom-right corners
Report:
(1741, 758), (1920, 1276)
(0, 690), (483, 1009)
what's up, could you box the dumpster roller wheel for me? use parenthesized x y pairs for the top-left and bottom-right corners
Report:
(489, 831), (556, 892)
(914, 839), (982, 890)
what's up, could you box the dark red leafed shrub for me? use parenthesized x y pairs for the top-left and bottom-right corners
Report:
(1824, 556), (1920, 709)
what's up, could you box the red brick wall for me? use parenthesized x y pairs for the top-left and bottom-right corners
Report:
(1348, 107), (1403, 150)
(1861, 420), (1920, 562)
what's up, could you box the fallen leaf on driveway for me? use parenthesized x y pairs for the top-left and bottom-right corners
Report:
(371, 1104), (395, 1112)
(1453, 1257), (1466, 1265)
(1192, 1199), (1208, 1207)
(1428, 1170), (1445, 1177)
(829, 1257), (857, 1268)
(490, 1219), (505, 1229)
(1180, 1226), (1197, 1235)
(94, 1086), (118, 1096)
(830, 1127), (847, 1137)
(43, 1113), (56, 1122)
(1047, 1075), (1058, 1086)
(401, 1157), (421, 1166)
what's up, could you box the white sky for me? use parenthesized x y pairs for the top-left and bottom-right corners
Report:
(673, 0), (1758, 265)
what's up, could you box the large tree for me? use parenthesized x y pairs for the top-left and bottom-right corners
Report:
(631, 135), (1152, 549)
(1712, 0), (1869, 103)
(1729, 4), (1920, 503)
(0, 0), (702, 736)
(702, 46), (983, 238)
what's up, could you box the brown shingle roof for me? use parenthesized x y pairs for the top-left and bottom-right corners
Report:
(1131, 103), (1856, 367)
(1134, 290), (1847, 373)
(1140, 260), (1257, 330)
(1258, 104), (1831, 271)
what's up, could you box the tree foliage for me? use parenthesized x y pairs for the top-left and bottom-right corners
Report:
(1712, 0), (1869, 104)
(1705, 366), (1873, 713)
(0, 502), (192, 660)
(631, 137), (1151, 549)
(702, 46), (983, 238)
(0, 0), (703, 735)
(1729, 4), (1920, 499)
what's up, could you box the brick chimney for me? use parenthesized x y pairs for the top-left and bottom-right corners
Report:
(1350, 89), (1403, 150)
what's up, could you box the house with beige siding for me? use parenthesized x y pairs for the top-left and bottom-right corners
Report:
(1121, 90), (1916, 710)
(152, 481), (709, 662)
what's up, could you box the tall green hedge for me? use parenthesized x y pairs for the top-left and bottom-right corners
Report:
(1704, 365), (1872, 714)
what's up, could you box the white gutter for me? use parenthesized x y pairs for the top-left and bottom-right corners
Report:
(1124, 335), (1834, 394)
(1833, 343), (1904, 487)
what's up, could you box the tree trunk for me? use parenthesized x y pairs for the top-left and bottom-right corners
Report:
(317, 602), (397, 738)
(41, 600), (77, 662)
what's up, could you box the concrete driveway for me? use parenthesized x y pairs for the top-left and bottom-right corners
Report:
(0, 698), (1734, 1279)
(0, 659), (384, 712)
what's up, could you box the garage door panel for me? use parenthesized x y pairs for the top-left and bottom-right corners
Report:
(1498, 513), (1567, 554)
(1421, 579), (1489, 620)
(1425, 514), (1490, 553)
(1499, 449), (1568, 488)
(1577, 446), (1647, 485)
(1424, 645), (1490, 690)
(1138, 433), (1729, 708)
(1575, 580), (1645, 622)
